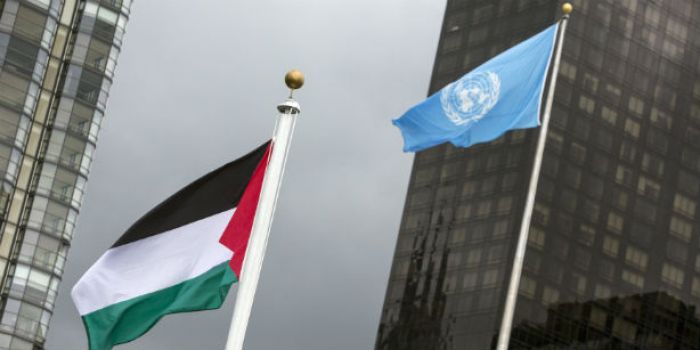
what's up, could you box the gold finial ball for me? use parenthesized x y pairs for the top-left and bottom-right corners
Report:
(285, 70), (304, 90)
(562, 2), (573, 14)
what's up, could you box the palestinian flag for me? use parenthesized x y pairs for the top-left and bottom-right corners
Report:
(71, 141), (271, 350)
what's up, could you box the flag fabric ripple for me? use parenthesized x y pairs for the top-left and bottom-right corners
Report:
(71, 141), (271, 350)
(393, 24), (559, 152)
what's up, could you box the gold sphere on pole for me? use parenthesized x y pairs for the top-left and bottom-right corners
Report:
(285, 70), (304, 90)
(562, 2), (573, 15)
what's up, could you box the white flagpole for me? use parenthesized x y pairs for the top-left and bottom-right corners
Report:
(495, 4), (571, 350)
(224, 70), (304, 350)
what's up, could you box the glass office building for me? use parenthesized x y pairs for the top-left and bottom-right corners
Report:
(0, 0), (130, 348)
(376, 0), (700, 348)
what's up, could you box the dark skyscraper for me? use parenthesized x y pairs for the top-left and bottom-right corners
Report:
(376, 0), (700, 349)
(0, 0), (130, 348)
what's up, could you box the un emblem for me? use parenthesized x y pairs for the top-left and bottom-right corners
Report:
(440, 71), (501, 126)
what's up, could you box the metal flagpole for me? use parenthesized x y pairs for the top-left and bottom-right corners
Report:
(495, 4), (572, 350)
(224, 70), (304, 350)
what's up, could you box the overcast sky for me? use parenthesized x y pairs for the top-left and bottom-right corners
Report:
(45, 1), (445, 349)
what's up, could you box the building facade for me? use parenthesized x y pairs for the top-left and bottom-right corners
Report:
(0, 0), (130, 348)
(376, 0), (700, 349)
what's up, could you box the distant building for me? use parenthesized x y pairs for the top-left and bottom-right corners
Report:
(376, 0), (700, 349)
(0, 0), (131, 348)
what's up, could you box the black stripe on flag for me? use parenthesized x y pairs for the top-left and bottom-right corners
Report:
(112, 141), (271, 248)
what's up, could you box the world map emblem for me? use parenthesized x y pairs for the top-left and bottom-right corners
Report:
(440, 71), (501, 126)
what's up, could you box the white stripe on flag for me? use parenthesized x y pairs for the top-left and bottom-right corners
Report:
(72, 209), (235, 315)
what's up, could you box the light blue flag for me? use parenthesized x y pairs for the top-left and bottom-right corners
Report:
(394, 24), (559, 152)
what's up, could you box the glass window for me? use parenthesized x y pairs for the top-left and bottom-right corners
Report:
(486, 153), (502, 171)
(670, 216), (692, 242)
(466, 249), (481, 268)
(624, 119), (640, 138)
(414, 168), (435, 185)
(0, 71), (30, 109)
(582, 72), (599, 93)
(571, 272), (587, 296)
(625, 246), (648, 270)
(461, 181), (477, 198)
(572, 118), (591, 140)
(475, 200), (492, 217)
(590, 306), (608, 329)
(5, 37), (41, 76)
(573, 248), (591, 270)
(456, 204), (472, 220)
(16, 302), (42, 338)
(666, 240), (688, 263)
(463, 272), (478, 291)
(519, 275), (536, 298)
(646, 129), (669, 154)
(76, 69), (103, 104)
(528, 227), (545, 249)
(447, 252), (461, 267)
(634, 200), (657, 224)
(85, 38), (112, 71)
(642, 152), (665, 178)
(591, 153), (609, 175)
(450, 228), (465, 244)
(570, 143), (587, 164)
(612, 188), (628, 210)
(557, 188), (575, 212)
(547, 131), (564, 153)
(565, 165), (581, 189)
(602, 236), (619, 257)
(681, 148), (700, 172)
(480, 178), (496, 195)
(603, 83), (622, 105)
(0, 106), (22, 145)
(607, 212), (624, 233)
(599, 259), (615, 280)
(661, 263), (684, 288)
(628, 96), (644, 115)
(578, 95), (595, 114)
(674, 194), (697, 219)
(578, 224), (595, 246)
(630, 223), (653, 247)
(619, 140), (637, 163)
(687, 127), (700, 145)
(584, 47), (604, 69)
(678, 171), (699, 196)
(467, 26), (488, 46)
(482, 268), (499, 287)
(582, 199), (600, 223)
(495, 196), (512, 214)
(560, 60), (577, 81)
(502, 172), (517, 191)
(644, 5), (661, 26)
(14, 5), (47, 42)
(662, 39), (684, 60)
(692, 278), (700, 298)
(493, 220), (508, 239)
(542, 286), (559, 305)
(601, 106), (617, 125)
(533, 204), (550, 226)
(615, 165), (635, 187)
(653, 85), (677, 111)
(621, 269), (644, 289)
(594, 128), (613, 150)
(637, 176), (660, 200)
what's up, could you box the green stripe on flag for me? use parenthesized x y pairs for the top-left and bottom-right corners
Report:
(82, 262), (236, 350)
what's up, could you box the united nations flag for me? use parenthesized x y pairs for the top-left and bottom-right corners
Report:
(393, 24), (559, 152)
